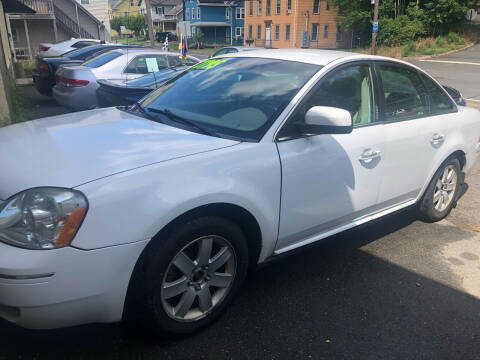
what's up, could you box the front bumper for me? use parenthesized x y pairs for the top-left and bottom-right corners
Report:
(0, 240), (148, 329)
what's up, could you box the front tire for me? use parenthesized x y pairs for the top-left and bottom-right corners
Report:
(417, 158), (461, 222)
(138, 216), (249, 335)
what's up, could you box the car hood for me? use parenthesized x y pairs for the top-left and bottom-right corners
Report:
(0, 108), (239, 199)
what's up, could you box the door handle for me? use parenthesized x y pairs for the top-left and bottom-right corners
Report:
(430, 133), (445, 145)
(359, 149), (382, 164)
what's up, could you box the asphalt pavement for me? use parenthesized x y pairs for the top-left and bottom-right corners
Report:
(3, 45), (480, 360)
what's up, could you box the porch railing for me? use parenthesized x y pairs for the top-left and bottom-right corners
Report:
(16, 0), (53, 14)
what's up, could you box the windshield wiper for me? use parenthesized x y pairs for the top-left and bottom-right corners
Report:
(147, 108), (218, 137)
(130, 102), (164, 123)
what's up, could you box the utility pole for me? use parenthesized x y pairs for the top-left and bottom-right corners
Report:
(371, 0), (379, 55)
(145, 0), (155, 47)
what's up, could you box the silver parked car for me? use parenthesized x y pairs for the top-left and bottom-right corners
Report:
(210, 46), (261, 58)
(53, 49), (199, 111)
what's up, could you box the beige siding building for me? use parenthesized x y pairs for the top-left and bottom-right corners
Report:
(76, 0), (111, 36)
(244, 0), (350, 49)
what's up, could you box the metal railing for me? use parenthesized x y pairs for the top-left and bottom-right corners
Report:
(52, 4), (96, 39)
(15, 0), (53, 14)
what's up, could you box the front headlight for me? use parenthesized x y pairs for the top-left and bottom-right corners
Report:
(0, 188), (88, 250)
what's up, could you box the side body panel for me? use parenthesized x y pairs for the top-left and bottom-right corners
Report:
(74, 142), (281, 263)
(276, 125), (385, 251)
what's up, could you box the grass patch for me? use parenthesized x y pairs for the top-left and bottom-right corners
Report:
(355, 32), (474, 58)
(9, 83), (30, 124)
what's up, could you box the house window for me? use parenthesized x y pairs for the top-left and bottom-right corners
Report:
(258, 0), (262, 15)
(324, 24), (329, 38)
(313, 0), (319, 14)
(130, 0), (134, 6)
(248, 24), (252, 38)
(155, 7), (164, 15)
(236, 7), (244, 19)
(81, 0), (90, 4)
(197, 7), (201, 19)
(285, 24), (290, 40)
(311, 23), (319, 41)
(336, 25), (343, 41)
(326, 1), (330, 10)
(225, 7), (229, 19)
(191, 8), (195, 19)
(287, 0), (291, 12)
(257, 24), (261, 39)
(186, 9), (190, 19)
(235, 27), (243, 37)
(274, 24), (279, 40)
(266, 0), (270, 15)
(124, 11), (128, 16)
(249, 0), (253, 15)
(275, 0), (280, 14)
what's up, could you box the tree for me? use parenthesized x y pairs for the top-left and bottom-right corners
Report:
(330, 0), (474, 46)
(126, 15), (147, 39)
(110, 16), (123, 35)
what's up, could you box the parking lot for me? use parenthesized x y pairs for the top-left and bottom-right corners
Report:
(2, 45), (480, 359)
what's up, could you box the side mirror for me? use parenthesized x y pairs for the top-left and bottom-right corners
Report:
(298, 106), (353, 135)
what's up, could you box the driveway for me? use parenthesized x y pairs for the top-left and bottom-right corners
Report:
(2, 46), (480, 360)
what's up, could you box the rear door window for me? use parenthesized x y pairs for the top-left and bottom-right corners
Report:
(124, 55), (169, 74)
(420, 74), (456, 114)
(377, 63), (428, 122)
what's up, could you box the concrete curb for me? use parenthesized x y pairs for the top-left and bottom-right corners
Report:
(16, 78), (33, 86)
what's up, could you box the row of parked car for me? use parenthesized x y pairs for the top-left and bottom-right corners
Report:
(33, 41), (200, 111)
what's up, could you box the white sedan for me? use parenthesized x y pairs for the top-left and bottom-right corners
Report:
(38, 38), (101, 57)
(0, 50), (479, 335)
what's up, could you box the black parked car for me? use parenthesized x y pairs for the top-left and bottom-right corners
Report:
(156, 32), (178, 43)
(32, 44), (148, 96)
(96, 55), (199, 107)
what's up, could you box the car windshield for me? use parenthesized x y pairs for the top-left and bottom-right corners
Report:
(139, 57), (320, 141)
(83, 51), (123, 68)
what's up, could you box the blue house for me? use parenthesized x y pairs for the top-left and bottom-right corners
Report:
(185, 0), (244, 46)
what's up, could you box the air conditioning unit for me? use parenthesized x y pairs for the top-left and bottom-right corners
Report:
(287, 9), (291, 14)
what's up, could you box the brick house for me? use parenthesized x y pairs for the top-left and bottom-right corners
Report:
(244, 0), (349, 49)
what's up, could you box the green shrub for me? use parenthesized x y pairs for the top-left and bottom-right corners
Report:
(447, 32), (465, 45)
(435, 36), (446, 47)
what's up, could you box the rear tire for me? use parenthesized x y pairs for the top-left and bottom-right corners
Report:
(136, 216), (249, 335)
(417, 158), (461, 222)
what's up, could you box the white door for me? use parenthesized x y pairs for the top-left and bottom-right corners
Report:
(265, 27), (271, 47)
(275, 63), (385, 252)
(374, 62), (459, 205)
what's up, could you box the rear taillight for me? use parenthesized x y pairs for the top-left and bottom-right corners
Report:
(55, 75), (89, 87)
(40, 63), (49, 72)
(40, 45), (51, 52)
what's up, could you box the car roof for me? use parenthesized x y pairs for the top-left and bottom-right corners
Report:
(221, 49), (357, 65)
(111, 48), (181, 55)
(221, 48), (420, 68)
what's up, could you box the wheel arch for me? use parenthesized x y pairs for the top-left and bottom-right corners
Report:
(123, 202), (263, 320)
(418, 149), (466, 201)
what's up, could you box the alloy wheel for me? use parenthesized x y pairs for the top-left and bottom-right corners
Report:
(161, 235), (237, 322)
(433, 165), (458, 212)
